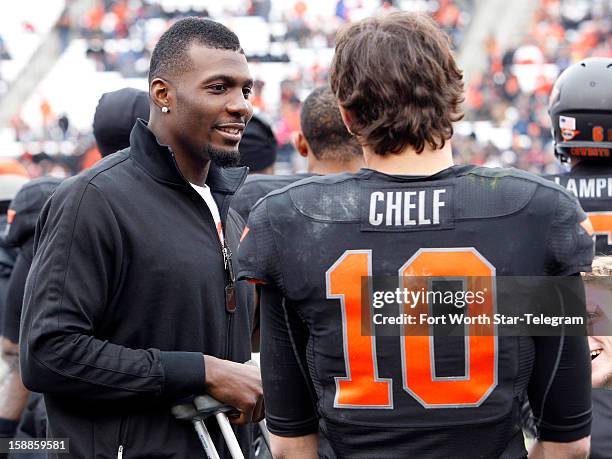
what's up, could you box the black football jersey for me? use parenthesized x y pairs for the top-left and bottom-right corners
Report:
(547, 163), (612, 459)
(231, 173), (314, 223)
(548, 162), (612, 255)
(238, 165), (593, 458)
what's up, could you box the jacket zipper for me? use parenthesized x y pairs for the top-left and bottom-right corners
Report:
(223, 239), (236, 360)
(117, 415), (128, 459)
(167, 149), (242, 361)
(187, 184), (235, 360)
(191, 192), (235, 360)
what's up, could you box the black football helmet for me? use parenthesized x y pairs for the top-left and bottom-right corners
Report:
(549, 57), (612, 162)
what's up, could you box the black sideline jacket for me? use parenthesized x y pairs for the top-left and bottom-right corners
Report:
(19, 120), (254, 458)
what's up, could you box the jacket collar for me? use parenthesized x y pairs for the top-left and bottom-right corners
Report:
(129, 119), (248, 194)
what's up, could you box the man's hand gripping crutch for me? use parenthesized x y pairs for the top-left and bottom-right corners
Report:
(172, 357), (265, 458)
(172, 395), (245, 459)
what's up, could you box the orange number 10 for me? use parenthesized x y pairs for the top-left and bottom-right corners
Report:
(326, 248), (497, 409)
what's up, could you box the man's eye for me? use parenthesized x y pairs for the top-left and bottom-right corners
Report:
(587, 311), (600, 322)
(243, 87), (253, 99)
(210, 84), (226, 92)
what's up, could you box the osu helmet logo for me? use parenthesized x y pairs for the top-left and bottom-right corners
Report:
(561, 129), (579, 141)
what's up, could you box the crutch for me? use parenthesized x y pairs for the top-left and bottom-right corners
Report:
(172, 395), (244, 459)
(257, 419), (271, 454)
(252, 418), (273, 459)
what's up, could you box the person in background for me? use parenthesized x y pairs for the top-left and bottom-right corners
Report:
(0, 160), (30, 334)
(232, 85), (363, 353)
(93, 87), (150, 158)
(0, 86), (149, 451)
(232, 85), (363, 224)
(546, 57), (612, 459)
(0, 161), (29, 443)
(0, 177), (62, 457)
(583, 256), (612, 391)
(238, 114), (277, 175)
(80, 87), (150, 170)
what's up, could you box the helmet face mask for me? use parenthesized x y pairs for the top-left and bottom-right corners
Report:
(549, 58), (612, 163)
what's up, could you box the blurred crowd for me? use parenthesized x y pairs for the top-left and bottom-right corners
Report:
(461, 0), (611, 173)
(78, 0), (473, 169)
(2, 0), (611, 177)
(78, 0), (471, 77)
(9, 105), (98, 179)
(4, 0), (475, 176)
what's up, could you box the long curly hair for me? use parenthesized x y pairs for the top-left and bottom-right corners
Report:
(329, 12), (464, 156)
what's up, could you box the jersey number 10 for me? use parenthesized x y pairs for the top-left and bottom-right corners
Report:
(326, 248), (497, 409)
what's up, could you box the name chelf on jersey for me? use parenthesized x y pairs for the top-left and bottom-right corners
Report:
(361, 184), (454, 231)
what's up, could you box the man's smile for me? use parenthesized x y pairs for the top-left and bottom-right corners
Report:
(214, 123), (245, 142)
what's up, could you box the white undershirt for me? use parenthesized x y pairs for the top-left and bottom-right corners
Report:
(190, 183), (224, 244)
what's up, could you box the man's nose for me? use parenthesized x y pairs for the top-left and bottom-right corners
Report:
(227, 91), (252, 118)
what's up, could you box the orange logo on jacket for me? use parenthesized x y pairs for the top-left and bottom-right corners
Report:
(240, 227), (250, 242)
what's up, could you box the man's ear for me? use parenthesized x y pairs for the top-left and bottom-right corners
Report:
(338, 105), (355, 135)
(293, 131), (310, 158)
(150, 78), (173, 112)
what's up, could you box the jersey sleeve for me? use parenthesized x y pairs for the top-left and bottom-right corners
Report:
(545, 192), (594, 275)
(236, 199), (284, 289)
(230, 183), (255, 224)
(259, 284), (319, 437)
(528, 335), (592, 442)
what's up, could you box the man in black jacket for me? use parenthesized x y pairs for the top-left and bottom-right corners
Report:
(20, 18), (262, 459)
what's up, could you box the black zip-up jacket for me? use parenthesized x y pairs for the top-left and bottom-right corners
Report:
(20, 120), (254, 459)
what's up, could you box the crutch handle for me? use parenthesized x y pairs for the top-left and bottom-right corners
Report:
(193, 395), (240, 418)
(172, 396), (239, 421)
(172, 397), (245, 459)
(171, 402), (198, 421)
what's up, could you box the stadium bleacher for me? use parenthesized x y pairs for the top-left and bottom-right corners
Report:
(461, 0), (611, 173)
(0, 0), (65, 97)
(0, 0), (609, 176)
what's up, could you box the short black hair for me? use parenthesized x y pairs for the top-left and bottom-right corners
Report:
(149, 17), (243, 83)
(300, 86), (362, 161)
